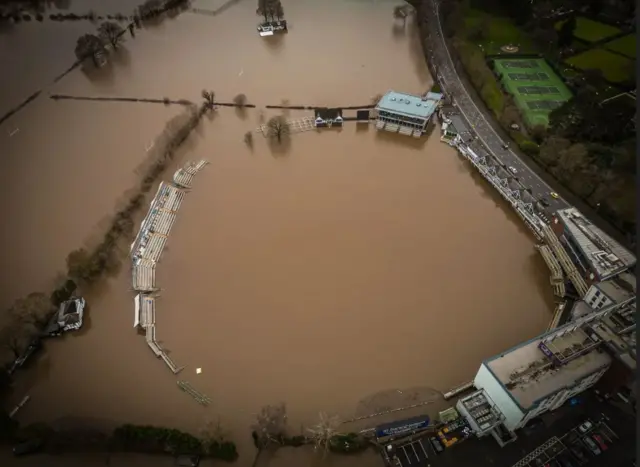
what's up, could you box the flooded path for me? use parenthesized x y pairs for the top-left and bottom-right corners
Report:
(2, 1), (552, 465)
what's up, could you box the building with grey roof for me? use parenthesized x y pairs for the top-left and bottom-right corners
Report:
(551, 207), (636, 283)
(375, 90), (443, 138)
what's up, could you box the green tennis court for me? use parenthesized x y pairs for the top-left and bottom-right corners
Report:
(494, 58), (572, 127)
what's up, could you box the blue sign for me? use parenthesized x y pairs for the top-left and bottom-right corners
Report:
(375, 415), (430, 438)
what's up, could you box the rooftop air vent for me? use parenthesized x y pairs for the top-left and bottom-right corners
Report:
(390, 97), (396, 101)
(416, 103), (421, 106)
(405, 100), (410, 104)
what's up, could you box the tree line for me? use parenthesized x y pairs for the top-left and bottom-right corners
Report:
(429, 0), (636, 243)
(256, 0), (285, 23)
(73, 0), (190, 67)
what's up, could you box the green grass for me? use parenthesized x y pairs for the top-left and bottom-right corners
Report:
(603, 34), (637, 59)
(463, 8), (536, 55)
(566, 48), (634, 83)
(555, 17), (621, 43)
(493, 58), (572, 127)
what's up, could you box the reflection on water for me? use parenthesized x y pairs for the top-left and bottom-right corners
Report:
(2, 1), (552, 465)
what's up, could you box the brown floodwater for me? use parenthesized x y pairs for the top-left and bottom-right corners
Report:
(1, 1), (553, 465)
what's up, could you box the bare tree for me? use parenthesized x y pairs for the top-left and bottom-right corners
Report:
(66, 248), (92, 283)
(200, 418), (229, 454)
(306, 412), (343, 456)
(98, 21), (125, 49)
(0, 323), (27, 359)
(266, 116), (290, 143)
(201, 90), (215, 110)
(233, 93), (248, 107)
(252, 403), (287, 447)
(11, 292), (55, 328)
(74, 34), (106, 67)
(273, 0), (284, 20)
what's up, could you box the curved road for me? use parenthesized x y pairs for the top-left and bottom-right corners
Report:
(425, 0), (568, 212)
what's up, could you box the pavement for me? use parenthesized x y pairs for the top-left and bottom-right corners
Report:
(423, 0), (568, 214)
(411, 391), (636, 467)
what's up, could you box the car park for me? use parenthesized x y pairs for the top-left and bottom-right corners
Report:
(557, 455), (577, 467)
(578, 421), (593, 433)
(591, 433), (608, 451)
(428, 436), (444, 454)
(568, 443), (588, 464)
(582, 436), (601, 455)
(175, 454), (200, 467)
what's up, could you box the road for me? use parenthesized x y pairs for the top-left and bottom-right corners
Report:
(425, 0), (569, 213)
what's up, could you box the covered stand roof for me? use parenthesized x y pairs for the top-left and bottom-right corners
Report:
(376, 90), (443, 119)
(555, 208), (636, 279)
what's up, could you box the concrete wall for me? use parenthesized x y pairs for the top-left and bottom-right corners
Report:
(473, 364), (525, 432)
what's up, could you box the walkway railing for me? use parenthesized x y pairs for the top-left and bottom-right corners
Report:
(455, 143), (543, 240)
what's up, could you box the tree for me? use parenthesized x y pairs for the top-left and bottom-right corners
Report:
(98, 21), (125, 49)
(266, 115), (290, 143)
(557, 16), (576, 48)
(10, 292), (55, 329)
(0, 323), (28, 359)
(66, 248), (92, 282)
(201, 90), (215, 110)
(273, 0), (284, 20)
(530, 124), (547, 144)
(538, 135), (571, 166)
(252, 404), (287, 448)
(558, 143), (589, 173)
(257, 0), (268, 22)
(74, 34), (105, 67)
(233, 93), (248, 107)
(306, 412), (342, 456)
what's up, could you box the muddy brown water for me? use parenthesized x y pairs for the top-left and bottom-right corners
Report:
(1, 1), (553, 465)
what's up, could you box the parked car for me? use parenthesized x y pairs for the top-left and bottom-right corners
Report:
(12, 438), (43, 456)
(582, 436), (601, 455)
(550, 191), (559, 199)
(569, 443), (588, 463)
(175, 454), (200, 467)
(509, 166), (518, 174)
(578, 420), (593, 433)
(428, 436), (444, 454)
(557, 455), (577, 467)
(592, 433), (608, 451)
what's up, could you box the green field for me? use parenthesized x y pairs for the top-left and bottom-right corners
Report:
(566, 48), (634, 83)
(604, 34), (637, 59)
(555, 17), (621, 43)
(494, 58), (572, 127)
(463, 9), (536, 55)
